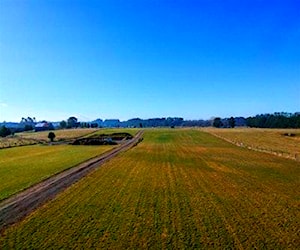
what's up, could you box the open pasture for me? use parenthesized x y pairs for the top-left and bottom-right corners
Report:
(1, 129), (299, 248)
(0, 137), (39, 149)
(0, 144), (114, 201)
(0, 129), (99, 149)
(203, 128), (300, 160)
(18, 128), (99, 141)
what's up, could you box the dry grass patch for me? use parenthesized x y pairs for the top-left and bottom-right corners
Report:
(203, 127), (300, 160)
(18, 128), (98, 141)
(0, 129), (99, 149)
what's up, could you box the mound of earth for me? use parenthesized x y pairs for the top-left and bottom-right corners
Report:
(282, 133), (296, 137)
(72, 132), (133, 145)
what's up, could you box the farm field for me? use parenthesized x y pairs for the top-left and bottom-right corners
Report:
(0, 128), (99, 149)
(18, 128), (98, 141)
(18, 128), (139, 141)
(203, 128), (300, 160)
(0, 137), (39, 149)
(0, 144), (114, 201)
(0, 128), (139, 149)
(1, 129), (299, 248)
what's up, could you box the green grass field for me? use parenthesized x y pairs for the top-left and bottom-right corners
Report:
(1, 129), (299, 248)
(0, 144), (114, 201)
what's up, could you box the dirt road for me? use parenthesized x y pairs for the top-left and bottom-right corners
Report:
(0, 130), (143, 232)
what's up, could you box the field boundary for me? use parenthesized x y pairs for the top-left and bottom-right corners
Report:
(0, 130), (144, 233)
(206, 131), (299, 161)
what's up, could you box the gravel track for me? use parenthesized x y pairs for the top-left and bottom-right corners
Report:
(0, 130), (143, 233)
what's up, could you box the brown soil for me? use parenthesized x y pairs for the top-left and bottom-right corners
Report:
(0, 131), (144, 233)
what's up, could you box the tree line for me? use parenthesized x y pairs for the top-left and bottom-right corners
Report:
(245, 112), (300, 128)
(1, 112), (299, 137)
(211, 113), (300, 128)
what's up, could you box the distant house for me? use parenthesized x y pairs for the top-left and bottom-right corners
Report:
(35, 121), (54, 132)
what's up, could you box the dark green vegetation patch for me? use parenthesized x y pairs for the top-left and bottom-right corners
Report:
(72, 132), (133, 145)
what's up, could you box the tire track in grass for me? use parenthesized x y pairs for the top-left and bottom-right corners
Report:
(115, 143), (157, 249)
(215, 162), (298, 247)
(161, 162), (174, 249)
(175, 130), (299, 248)
(203, 170), (267, 247)
(175, 164), (202, 247)
(178, 160), (239, 247)
(80, 156), (144, 248)
(196, 148), (298, 248)
(163, 160), (196, 248)
(225, 181), (299, 247)
(139, 142), (161, 248)
(175, 134), (245, 248)
(130, 171), (147, 247)
(166, 161), (186, 248)
(108, 158), (148, 248)
(163, 131), (241, 248)
(152, 169), (163, 248)
(164, 139), (207, 248)
(186, 164), (244, 249)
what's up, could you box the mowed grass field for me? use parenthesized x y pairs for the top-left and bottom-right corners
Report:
(1, 129), (299, 248)
(203, 128), (300, 159)
(0, 144), (114, 201)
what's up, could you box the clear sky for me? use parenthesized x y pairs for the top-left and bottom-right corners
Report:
(0, 0), (299, 122)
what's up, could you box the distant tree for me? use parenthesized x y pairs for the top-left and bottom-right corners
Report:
(139, 123), (143, 128)
(67, 117), (78, 128)
(0, 126), (11, 137)
(48, 132), (56, 142)
(60, 120), (67, 129)
(91, 123), (98, 128)
(21, 117), (35, 124)
(24, 124), (33, 131)
(246, 112), (300, 128)
(229, 117), (235, 128)
(213, 117), (223, 128)
(27, 117), (34, 123)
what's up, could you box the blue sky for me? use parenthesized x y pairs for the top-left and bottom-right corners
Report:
(0, 0), (299, 122)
